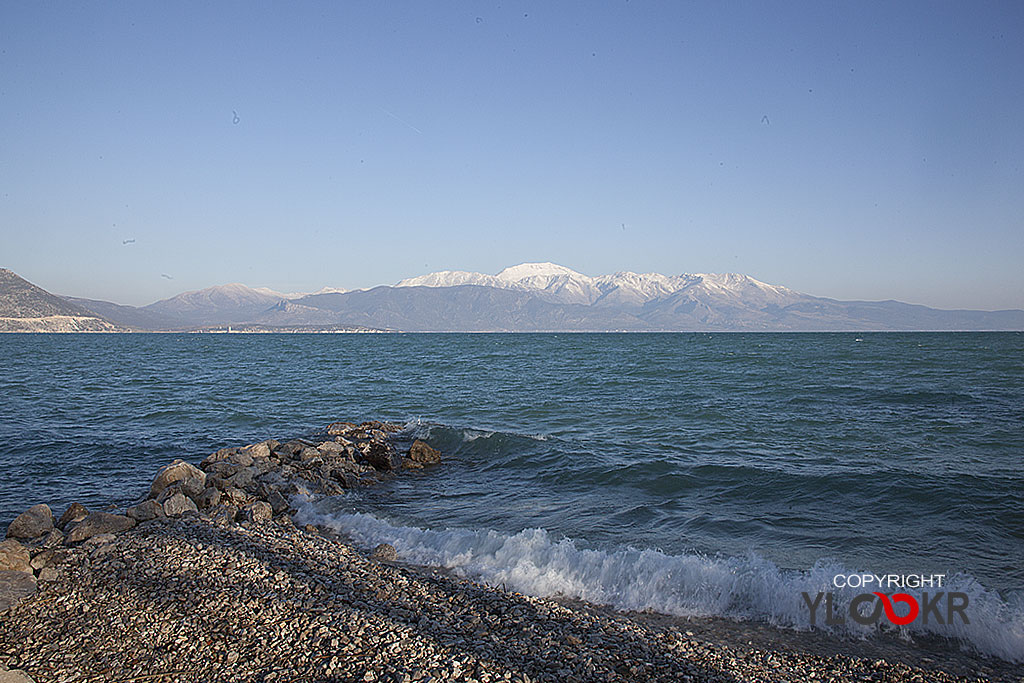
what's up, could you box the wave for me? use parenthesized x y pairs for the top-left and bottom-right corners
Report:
(294, 504), (1024, 662)
(398, 419), (551, 445)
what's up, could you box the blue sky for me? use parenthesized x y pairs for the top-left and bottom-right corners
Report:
(2, 1), (1022, 309)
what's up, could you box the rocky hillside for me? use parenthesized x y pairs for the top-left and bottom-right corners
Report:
(0, 269), (119, 332)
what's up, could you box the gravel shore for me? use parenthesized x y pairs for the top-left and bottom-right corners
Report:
(1, 424), (1019, 682)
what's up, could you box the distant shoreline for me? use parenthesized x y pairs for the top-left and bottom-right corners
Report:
(3, 328), (1023, 334)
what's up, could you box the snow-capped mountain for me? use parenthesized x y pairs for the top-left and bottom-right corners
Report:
(28, 263), (1023, 331)
(397, 262), (801, 308)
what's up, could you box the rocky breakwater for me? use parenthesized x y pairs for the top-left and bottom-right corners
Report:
(0, 421), (438, 621)
(130, 420), (440, 527)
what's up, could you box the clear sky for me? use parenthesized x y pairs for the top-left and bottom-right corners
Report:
(1, 1), (1022, 309)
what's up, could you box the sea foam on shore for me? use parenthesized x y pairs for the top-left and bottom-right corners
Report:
(297, 505), (1024, 663)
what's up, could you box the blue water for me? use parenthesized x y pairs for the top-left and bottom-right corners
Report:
(2, 332), (1022, 658)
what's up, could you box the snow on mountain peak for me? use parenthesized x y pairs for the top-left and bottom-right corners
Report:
(495, 262), (586, 282)
(395, 263), (799, 307)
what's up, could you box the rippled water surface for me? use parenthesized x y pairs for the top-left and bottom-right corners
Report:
(2, 332), (1022, 657)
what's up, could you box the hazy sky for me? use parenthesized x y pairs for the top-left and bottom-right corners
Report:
(2, 1), (1022, 309)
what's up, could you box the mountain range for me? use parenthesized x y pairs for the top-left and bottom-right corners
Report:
(2, 264), (1023, 332)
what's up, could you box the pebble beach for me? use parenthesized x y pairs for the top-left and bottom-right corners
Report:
(1, 422), (1019, 683)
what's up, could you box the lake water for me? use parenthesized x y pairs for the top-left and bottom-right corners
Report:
(2, 332), (1022, 659)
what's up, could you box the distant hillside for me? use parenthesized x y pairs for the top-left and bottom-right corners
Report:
(0, 269), (119, 332)
(140, 283), (289, 326)
(64, 297), (184, 331)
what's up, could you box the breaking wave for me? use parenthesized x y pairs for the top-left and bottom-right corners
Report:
(295, 505), (1024, 663)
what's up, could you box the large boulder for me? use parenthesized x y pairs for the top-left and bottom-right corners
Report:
(180, 476), (206, 500)
(6, 504), (54, 540)
(57, 502), (89, 530)
(150, 459), (206, 499)
(298, 447), (321, 463)
(272, 441), (305, 459)
(41, 528), (64, 548)
(66, 512), (135, 544)
(405, 440), (442, 469)
(126, 500), (165, 522)
(266, 490), (288, 515)
(201, 446), (240, 468)
(242, 440), (274, 460)
(162, 493), (198, 517)
(361, 441), (402, 472)
(316, 441), (347, 458)
(30, 548), (69, 571)
(0, 570), (36, 615)
(0, 662), (36, 683)
(326, 422), (357, 436)
(0, 540), (31, 573)
(226, 467), (257, 491)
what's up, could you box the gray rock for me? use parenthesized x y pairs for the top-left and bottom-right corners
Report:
(30, 548), (69, 571)
(126, 500), (164, 522)
(200, 446), (240, 468)
(206, 461), (243, 479)
(162, 492), (199, 517)
(195, 487), (221, 509)
(149, 459), (206, 499)
(156, 483), (184, 504)
(334, 471), (361, 489)
(37, 566), (61, 583)
(371, 543), (397, 562)
(0, 540), (31, 573)
(180, 475), (206, 500)
(273, 440), (305, 458)
(231, 449), (255, 467)
(246, 501), (273, 523)
(406, 439), (442, 467)
(57, 502), (88, 530)
(317, 441), (347, 457)
(227, 466), (257, 491)
(205, 474), (229, 491)
(0, 666), (36, 683)
(6, 504), (53, 540)
(65, 512), (135, 544)
(332, 460), (361, 474)
(252, 456), (274, 474)
(298, 447), (321, 462)
(0, 569), (36, 615)
(363, 441), (402, 472)
(41, 528), (64, 548)
(266, 490), (289, 515)
(242, 441), (272, 460)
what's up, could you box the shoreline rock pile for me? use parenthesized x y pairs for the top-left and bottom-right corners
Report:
(130, 420), (438, 526)
(1, 422), (438, 619)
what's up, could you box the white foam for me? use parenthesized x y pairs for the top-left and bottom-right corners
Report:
(461, 429), (496, 442)
(294, 505), (1024, 662)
